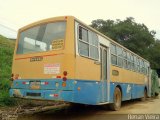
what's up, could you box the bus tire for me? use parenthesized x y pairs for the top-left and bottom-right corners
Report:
(141, 89), (147, 101)
(109, 87), (122, 111)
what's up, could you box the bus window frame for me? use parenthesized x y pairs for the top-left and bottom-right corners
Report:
(110, 43), (150, 75)
(15, 20), (67, 55)
(77, 25), (100, 61)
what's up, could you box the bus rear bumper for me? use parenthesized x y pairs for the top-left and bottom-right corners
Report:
(9, 88), (74, 102)
(9, 79), (104, 105)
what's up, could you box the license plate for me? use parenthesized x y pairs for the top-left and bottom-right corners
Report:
(30, 81), (40, 89)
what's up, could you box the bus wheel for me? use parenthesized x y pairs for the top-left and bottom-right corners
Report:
(109, 87), (122, 111)
(141, 89), (147, 101)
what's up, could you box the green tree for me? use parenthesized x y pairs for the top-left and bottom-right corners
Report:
(90, 17), (158, 69)
(148, 40), (160, 69)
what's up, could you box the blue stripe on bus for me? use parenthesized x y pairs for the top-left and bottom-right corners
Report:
(10, 79), (147, 105)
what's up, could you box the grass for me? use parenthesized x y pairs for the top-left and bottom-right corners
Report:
(0, 35), (16, 106)
(0, 35), (62, 107)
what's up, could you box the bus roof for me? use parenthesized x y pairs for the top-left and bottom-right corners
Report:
(18, 16), (150, 64)
(19, 16), (71, 32)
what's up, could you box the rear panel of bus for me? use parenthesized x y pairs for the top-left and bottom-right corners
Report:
(10, 16), (78, 102)
(10, 16), (109, 105)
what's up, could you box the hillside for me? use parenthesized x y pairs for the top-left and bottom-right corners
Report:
(0, 35), (15, 106)
(0, 35), (15, 81)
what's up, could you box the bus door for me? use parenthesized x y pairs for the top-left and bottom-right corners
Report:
(100, 45), (109, 102)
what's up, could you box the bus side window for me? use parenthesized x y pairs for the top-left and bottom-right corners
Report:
(78, 26), (88, 42)
(145, 62), (148, 75)
(111, 44), (117, 65)
(79, 26), (82, 39)
(123, 50), (127, 69)
(127, 52), (131, 70)
(137, 58), (140, 73)
(89, 31), (99, 60)
(139, 59), (143, 73)
(117, 46), (123, 67)
(131, 54), (134, 71)
(78, 25), (99, 60)
(78, 26), (89, 57)
(133, 56), (137, 71)
(142, 60), (145, 74)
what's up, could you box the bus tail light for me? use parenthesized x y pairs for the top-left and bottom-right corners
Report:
(63, 71), (67, 76)
(63, 77), (67, 81)
(54, 94), (59, 97)
(41, 82), (49, 85)
(44, 82), (49, 85)
(50, 94), (59, 97)
(63, 71), (67, 82)
(22, 82), (29, 85)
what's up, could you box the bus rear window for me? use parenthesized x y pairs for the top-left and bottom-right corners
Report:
(17, 21), (66, 54)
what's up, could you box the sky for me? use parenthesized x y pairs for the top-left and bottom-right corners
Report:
(0, 0), (160, 39)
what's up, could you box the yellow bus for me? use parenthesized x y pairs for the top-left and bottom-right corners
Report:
(10, 16), (151, 110)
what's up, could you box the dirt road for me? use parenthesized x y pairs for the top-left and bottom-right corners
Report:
(18, 97), (160, 120)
